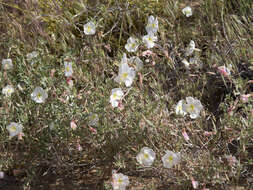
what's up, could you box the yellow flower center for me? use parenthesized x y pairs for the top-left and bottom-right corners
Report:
(37, 92), (42, 99)
(66, 66), (70, 72)
(131, 43), (136, 48)
(117, 178), (123, 183)
(10, 126), (17, 132)
(7, 89), (12, 93)
(87, 26), (91, 32)
(190, 104), (195, 111)
(113, 93), (117, 99)
(122, 73), (128, 79)
(152, 23), (156, 28)
(167, 156), (173, 162)
(148, 37), (152, 42)
(186, 10), (191, 15)
(143, 153), (149, 159)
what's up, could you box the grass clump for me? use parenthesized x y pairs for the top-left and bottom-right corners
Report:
(0, 0), (253, 189)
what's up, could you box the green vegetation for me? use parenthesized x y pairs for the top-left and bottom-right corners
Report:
(0, 0), (252, 189)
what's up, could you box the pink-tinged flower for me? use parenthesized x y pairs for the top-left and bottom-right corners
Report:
(218, 64), (232, 77)
(225, 155), (237, 166)
(89, 126), (97, 134)
(104, 44), (111, 52)
(240, 94), (251, 103)
(204, 131), (215, 136)
(182, 128), (190, 141)
(112, 172), (129, 190)
(67, 77), (74, 88)
(18, 132), (25, 140)
(77, 142), (83, 151)
(70, 120), (77, 130)
(141, 50), (154, 57)
(191, 178), (199, 189)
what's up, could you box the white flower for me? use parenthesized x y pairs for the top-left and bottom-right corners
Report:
(2, 85), (14, 97)
(49, 122), (55, 130)
(27, 51), (39, 65)
(162, 150), (181, 169)
(112, 173), (129, 190)
(31, 86), (48, 103)
(88, 113), (99, 126)
(129, 56), (143, 71)
(83, 21), (96, 35)
(125, 37), (139, 52)
(27, 51), (38, 60)
(182, 6), (193, 17)
(0, 171), (4, 179)
(189, 57), (203, 69)
(182, 59), (190, 69)
(136, 147), (156, 167)
(6, 122), (23, 138)
(2, 59), (13, 70)
(175, 100), (187, 116)
(115, 56), (136, 87)
(185, 40), (195, 56)
(142, 33), (157, 49)
(110, 88), (124, 108)
(145, 15), (159, 34)
(64, 61), (73, 77)
(183, 97), (203, 119)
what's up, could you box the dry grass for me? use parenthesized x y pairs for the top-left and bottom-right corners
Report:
(0, 0), (253, 189)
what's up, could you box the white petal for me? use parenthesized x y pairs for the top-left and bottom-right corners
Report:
(148, 15), (154, 23)
(116, 89), (124, 97)
(190, 113), (198, 119)
(182, 59), (190, 68)
(125, 78), (132, 87)
(186, 97), (195, 104)
(111, 100), (119, 108)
